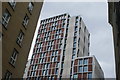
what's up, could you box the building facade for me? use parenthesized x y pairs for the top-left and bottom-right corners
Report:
(1, 1), (43, 79)
(108, 2), (120, 80)
(26, 13), (104, 79)
(73, 56), (104, 79)
(23, 59), (31, 79)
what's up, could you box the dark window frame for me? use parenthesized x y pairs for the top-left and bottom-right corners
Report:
(8, 0), (16, 10)
(4, 70), (12, 80)
(2, 9), (11, 29)
(16, 30), (24, 47)
(9, 48), (19, 67)
(27, 2), (34, 15)
(22, 14), (29, 29)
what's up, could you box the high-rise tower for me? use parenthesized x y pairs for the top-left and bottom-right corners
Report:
(26, 13), (104, 79)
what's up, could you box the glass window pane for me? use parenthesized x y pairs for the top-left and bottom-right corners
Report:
(23, 15), (29, 27)
(2, 10), (11, 27)
(9, 0), (16, 9)
(73, 74), (78, 78)
(28, 2), (34, 11)
(84, 58), (88, 65)
(78, 66), (83, 73)
(83, 66), (88, 72)
(88, 72), (92, 78)
(16, 31), (24, 46)
(79, 59), (83, 65)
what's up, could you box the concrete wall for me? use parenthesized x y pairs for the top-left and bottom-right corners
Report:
(62, 16), (75, 78)
(62, 16), (90, 78)
(92, 56), (104, 79)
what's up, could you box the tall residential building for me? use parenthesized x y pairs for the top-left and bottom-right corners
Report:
(1, 1), (43, 79)
(108, 2), (120, 80)
(26, 13), (104, 79)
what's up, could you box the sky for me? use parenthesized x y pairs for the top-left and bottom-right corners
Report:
(28, 1), (116, 78)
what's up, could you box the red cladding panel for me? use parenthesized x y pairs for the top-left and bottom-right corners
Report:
(74, 59), (78, 65)
(58, 50), (61, 55)
(39, 70), (42, 75)
(78, 73), (82, 78)
(83, 73), (87, 79)
(52, 69), (55, 74)
(56, 44), (58, 49)
(89, 57), (92, 64)
(48, 57), (50, 62)
(88, 65), (92, 71)
(36, 70), (38, 76)
(74, 66), (77, 73)
(57, 56), (60, 62)
(49, 69), (51, 75)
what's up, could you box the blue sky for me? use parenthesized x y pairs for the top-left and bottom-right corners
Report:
(28, 1), (116, 78)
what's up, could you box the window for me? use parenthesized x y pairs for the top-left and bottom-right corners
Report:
(51, 51), (55, 56)
(35, 65), (38, 70)
(4, 70), (12, 80)
(78, 66), (83, 73)
(83, 66), (88, 72)
(71, 54), (75, 59)
(44, 64), (47, 69)
(2, 9), (11, 28)
(79, 59), (83, 65)
(74, 32), (77, 36)
(55, 68), (58, 74)
(61, 62), (64, 68)
(74, 37), (77, 42)
(78, 38), (80, 47)
(30, 71), (33, 76)
(56, 63), (59, 68)
(50, 57), (54, 62)
(9, 0), (16, 9)
(32, 71), (35, 76)
(73, 74), (78, 78)
(39, 58), (42, 63)
(10, 49), (18, 66)
(28, 2), (34, 13)
(51, 76), (54, 80)
(71, 61), (73, 67)
(16, 31), (24, 46)
(46, 69), (49, 75)
(74, 26), (78, 32)
(46, 63), (50, 69)
(59, 44), (62, 49)
(60, 69), (63, 75)
(73, 48), (76, 55)
(54, 56), (57, 62)
(56, 50), (58, 55)
(22, 14), (29, 27)
(42, 70), (45, 76)
(73, 42), (76, 48)
(88, 72), (92, 79)
(84, 59), (88, 65)
(31, 59), (33, 64)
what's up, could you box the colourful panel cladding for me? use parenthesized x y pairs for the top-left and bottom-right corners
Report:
(27, 14), (69, 78)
